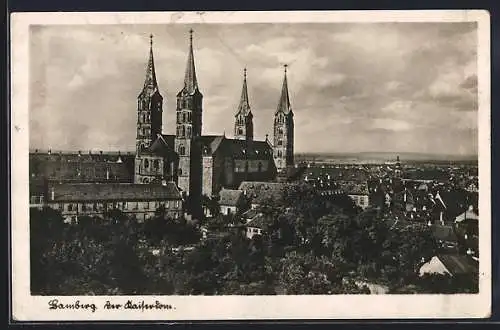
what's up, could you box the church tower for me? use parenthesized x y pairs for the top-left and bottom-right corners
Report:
(273, 65), (294, 172)
(134, 34), (164, 183)
(234, 68), (254, 141)
(174, 29), (203, 199)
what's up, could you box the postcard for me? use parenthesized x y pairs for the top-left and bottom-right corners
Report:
(10, 10), (491, 320)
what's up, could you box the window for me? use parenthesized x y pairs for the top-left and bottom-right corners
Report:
(175, 200), (179, 208)
(154, 159), (160, 170)
(186, 126), (192, 138)
(68, 204), (73, 211)
(122, 202), (127, 209)
(144, 202), (149, 209)
(179, 145), (186, 156)
(238, 128), (243, 135)
(277, 140), (282, 146)
(144, 159), (149, 169)
(178, 168), (183, 176)
(82, 204), (87, 212)
(258, 162), (263, 172)
(93, 203), (98, 211)
(142, 114), (145, 123)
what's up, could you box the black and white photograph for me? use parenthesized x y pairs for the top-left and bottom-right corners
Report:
(11, 10), (491, 320)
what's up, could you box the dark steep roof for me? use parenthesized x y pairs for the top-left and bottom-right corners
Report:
(196, 135), (225, 156)
(219, 139), (273, 159)
(48, 182), (182, 202)
(196, 136), (273, 160)
(150, 134), (177, 157)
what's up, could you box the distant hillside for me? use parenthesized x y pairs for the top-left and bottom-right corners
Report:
(295, 152), (478, 162)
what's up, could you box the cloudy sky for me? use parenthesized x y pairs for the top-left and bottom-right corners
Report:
(29, 22), (478, 155)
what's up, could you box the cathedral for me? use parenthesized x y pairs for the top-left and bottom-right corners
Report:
(29, 29), (296, 218)
(132, 31), (295, 198)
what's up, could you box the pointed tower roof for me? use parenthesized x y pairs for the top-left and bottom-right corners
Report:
(236, 67), (251, 117)
(141, 34), (159, 96)
(181, 29), (199, 95)
(276, 64), (292, 115)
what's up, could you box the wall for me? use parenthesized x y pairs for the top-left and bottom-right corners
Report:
(202, 156), (213, 197)
(246, 226), (263, 239)
(348, 194), (369, 209)
(47, 198), (182, 223)
(221, 205), (237, 215)
(234, 159), (269, 173)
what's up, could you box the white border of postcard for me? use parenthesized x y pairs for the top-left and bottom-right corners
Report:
(10, 10), (491, 320)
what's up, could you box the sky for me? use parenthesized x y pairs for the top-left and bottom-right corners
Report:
(29, 22), (478, 155)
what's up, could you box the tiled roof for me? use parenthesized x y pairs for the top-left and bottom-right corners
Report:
(30, 152), (135, 183)
(246, 213), (269, 229)
(242, 208), (259, 220)
(438, 254), (478, 275)
(239, 181), (289, 205)
(455, 210), (479, 222)
(219, 189), (244, 207)
(48, 182), (182, 202)
(431, 225), (458, 243)
(338, 181), (369, 195)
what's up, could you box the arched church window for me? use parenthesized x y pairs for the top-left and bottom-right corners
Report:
(181, 126), (186, 137)
(186, 126), (192, 138)
(178, 168), (183, 176)
(238, 128), (243, 135)
(144, 159), (149, 169)
(188, 112), (192, 121)
(154, 159), (160, 170)
(179, 145), (186, 156)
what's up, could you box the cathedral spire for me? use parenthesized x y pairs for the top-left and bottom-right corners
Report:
(276, 64), (292, 115)
(183, 29), (198, 95)
(142, 34), (158, 95)
(236, 67), (251, 116)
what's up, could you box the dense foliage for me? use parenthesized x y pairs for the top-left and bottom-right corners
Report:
(30, 183), (475, 295)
